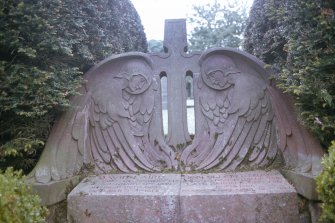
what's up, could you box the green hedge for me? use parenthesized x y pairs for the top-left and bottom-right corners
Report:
(244, 0), (335, 148)
(317, 141), (335, 222)
(0, 168), (48, 223)
(0, 0), (147, 172)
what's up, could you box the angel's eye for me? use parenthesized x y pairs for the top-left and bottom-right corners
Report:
(128, 74), (148, 91)
(207, 71), (214, 77)
(139, 75), (145, 82)
(207, 70), (225, 77)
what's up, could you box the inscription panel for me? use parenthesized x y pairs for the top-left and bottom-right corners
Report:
(179, 171), (298, 223)
(68, 174), (181, 223)
(70, 174), (181, 196)
(68, 171), (298, 223)
(180, 170), (296, 195)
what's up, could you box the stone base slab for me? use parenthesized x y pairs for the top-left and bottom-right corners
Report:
(67, 171), (298, 223)
(67, 174), (181, 223)
(281, 169), (319, 200)
(31, 176), (80, 206)
(180, 172), (298, 223)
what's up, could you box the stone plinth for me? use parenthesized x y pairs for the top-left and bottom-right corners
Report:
(67, 171), (299, 223)
(180, 171), (298, 223)
(281, 169), (319, 200)
(31, 176), (80, 206)
(67, 174), (180, 223)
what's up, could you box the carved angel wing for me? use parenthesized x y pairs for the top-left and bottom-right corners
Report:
(29, 86), (91, 183)
(87, 58), (176, 173)
(29, 54), (175, 183)
(181, 54), (278, 171)
(89, 73), (156, 172)
(267, 85), (323, 174)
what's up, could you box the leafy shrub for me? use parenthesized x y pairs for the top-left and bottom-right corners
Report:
(148, 39), (164, 53)
(316, 141), (335, 222)
(0, 0), (147, 172)
(0, 168), (48, 223)
(244, 0), (335, 148)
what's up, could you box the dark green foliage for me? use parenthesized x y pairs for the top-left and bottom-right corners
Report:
(0, 0), (147, 172)
(0, 168), (48, 222)
(244, 0), (335, 147)
(147, 39), (164, 53)
(316, 141), (335, 222)
(188, 0), (247, 51)
(243, 0), (287, 73)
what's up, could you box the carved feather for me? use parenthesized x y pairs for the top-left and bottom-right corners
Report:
(87, 73), (158, 173)
(182, 59), (278, 171)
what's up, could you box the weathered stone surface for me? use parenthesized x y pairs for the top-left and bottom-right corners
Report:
(161, 19), (193, 146)
(30, 19), (323, 223)
(309, 201), (322, 223)
(281, 170), (319, 200)
(68, 171), (299, 223)
(30, 176), (79, 206)
(29, 19), (323, 187)
(67, 174), (181, 223)
(180, 171), (299, 223)
(180, 50), (278, 171)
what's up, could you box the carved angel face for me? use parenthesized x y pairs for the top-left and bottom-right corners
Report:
(201, 55), (240, 90)
(206, 69), (229, 88)
(128, 74), (147, 92)
(116, 60), (153, 94)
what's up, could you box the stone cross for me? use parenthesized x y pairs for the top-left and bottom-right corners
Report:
(152, 19), (200, 147)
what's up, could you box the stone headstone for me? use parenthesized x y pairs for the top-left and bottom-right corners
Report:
(29, 19), (323, 182)
(29, 19), (324, 222)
